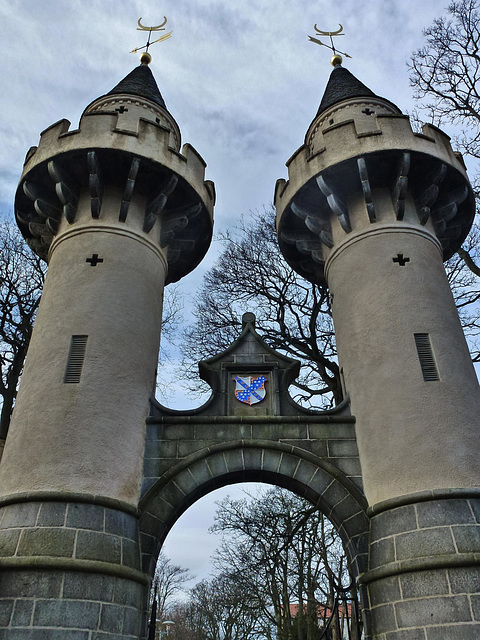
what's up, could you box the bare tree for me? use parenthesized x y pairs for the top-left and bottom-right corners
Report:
(209, 487), (357, 640)
(181, 210), (341, 408)
(151, 552), (193, 622)
(409, 0), (480, 350)
(181, 208), (480, 408)
(0, 221), (45, 441)
(185, 574), (262, 640)
(409, 0), (480, 178)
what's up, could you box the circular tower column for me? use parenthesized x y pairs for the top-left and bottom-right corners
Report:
(275, 62), (480, 639)
(0, 61), (214, 638)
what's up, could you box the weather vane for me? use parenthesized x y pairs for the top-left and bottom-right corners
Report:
(131, 17), (173, 64)
(308, 24), (351, 66)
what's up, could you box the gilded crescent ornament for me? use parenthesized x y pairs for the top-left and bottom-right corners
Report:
(137, 16), (168, 31)
(314, 24), (344, 36)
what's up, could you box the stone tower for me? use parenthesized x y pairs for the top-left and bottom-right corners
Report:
(275, 62), (480, 637)
(0, 60), (214, 636)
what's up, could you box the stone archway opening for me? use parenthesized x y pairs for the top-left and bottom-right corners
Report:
(156, 480), (362, 640)
(139, 443), (369, 638)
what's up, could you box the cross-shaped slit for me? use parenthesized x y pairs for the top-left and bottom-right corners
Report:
(392, 253), (410, 266)
(86, 254), (104, 266)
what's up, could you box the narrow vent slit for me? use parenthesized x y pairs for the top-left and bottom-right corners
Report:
(414, 333), (439, 382)
(64, 335), (88, 383)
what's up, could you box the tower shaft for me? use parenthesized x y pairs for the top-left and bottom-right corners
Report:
(275, 65), (480, 639)
(0, 63), (214, 638)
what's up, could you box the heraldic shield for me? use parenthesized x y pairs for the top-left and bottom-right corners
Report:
(234, 375), (267, 406)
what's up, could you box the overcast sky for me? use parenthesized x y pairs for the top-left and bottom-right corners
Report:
(0, 0), (456, 589)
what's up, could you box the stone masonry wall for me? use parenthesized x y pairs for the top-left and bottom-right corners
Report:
(0, 500), (147, 638)
(362, 495), (480, 639)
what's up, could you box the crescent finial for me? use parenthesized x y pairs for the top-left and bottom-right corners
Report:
(314, 23), (344, 36)
(137, 16), (168, 31)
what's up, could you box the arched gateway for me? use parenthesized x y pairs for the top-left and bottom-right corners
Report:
(139, 312), (369, 584)
(1, 49), (479, 640)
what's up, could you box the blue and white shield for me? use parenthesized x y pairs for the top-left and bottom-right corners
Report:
(234, 375), (267, 406)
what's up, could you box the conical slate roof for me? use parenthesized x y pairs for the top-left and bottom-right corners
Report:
(107, 63), (167, 109)
(316, 65), (379, 116)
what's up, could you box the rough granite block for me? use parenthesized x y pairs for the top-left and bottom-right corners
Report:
(63, 573), (115, 602)
(33, 599), (101, 629)
(292, 459), (319, 486)
(469, 499), (480, 524)
(223, 449), (244, 473)
(308, 423), (356, 439)
(0, 530), (20, 557)
(6, 631), (90, 639)
(277, 454), (299, 481)
(243, 448), (263, 471)
(260, 449), (282, 473)
(385, 629), (426, 640)
(17, 528), (76, 558)
(171, 471), (199, 497)
(187, 460), (212, 486)
(369, 575), (401, 607)
(371, 506), (417, 542)
(203, 454), (228, 479)
(308, 468), (336, 498)
(66, 503), (104, 532)
(273, 424), (308, 439)
(99, 603), (124, 633)
(451, 525), (480, 553)
(122, 606), (141, 635)
(113, 580), (143, 608)
(141, 477), (157, 495)
(0, 600), (13, 626)
(178, 440), (217, 457)
(395, 527), (456, 561)
(321, 480), (349, 511)
(36, 503), (67, 527)
(370, 537), (396, 569)
(329, 494), (362, 524)
(144, 440), (177, 459)
(328, 439), (359, 457)
(142, 458), (164, 479)
(371, 603), (397, 634)
(11, 600), (34, 626)
(470, 594), (480, 622)
(105, 511), (137, 541)
(331, 457), (362, 477)
(447, 567), (480, 595)
(394, 595), (472, 628)
(75, 530), (121, 564)
(425, 624), (480, 639)
(400, 569), (449, 599)
(160, 424), (194, 440)
(416, 500), (475, 528)
(121, 538), (140, 569)
(0, 572), (63, 598)
(155, 481), (185, 509)
(0, 504), (39, 529)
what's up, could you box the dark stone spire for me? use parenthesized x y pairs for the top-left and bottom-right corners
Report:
(316, 65), (393, 116)
(107, 63), (167, 109)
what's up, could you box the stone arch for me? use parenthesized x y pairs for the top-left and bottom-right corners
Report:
(138, 440), (369, 581)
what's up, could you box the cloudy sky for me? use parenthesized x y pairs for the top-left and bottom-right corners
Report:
(0, 0), (457, 588)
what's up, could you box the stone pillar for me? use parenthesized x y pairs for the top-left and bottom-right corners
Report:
(0, 64), (214, 638)
(275, 66), (480, 638)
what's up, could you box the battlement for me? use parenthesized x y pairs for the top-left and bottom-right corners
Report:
(275, 111), (475, 284)
(15, 110), (215, 283)
(22, 109), (211, 206)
